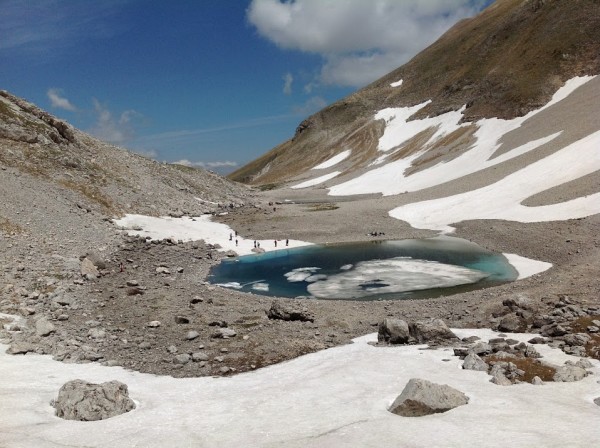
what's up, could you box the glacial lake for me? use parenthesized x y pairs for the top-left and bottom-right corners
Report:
(208, 236), (518, 301)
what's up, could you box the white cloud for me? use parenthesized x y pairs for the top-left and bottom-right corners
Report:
(47, 88), (77, 111)
(172, 159), (238, 169)
(283, 72), (293, 95)
(292, 96), (327, 116)
(89, 99), (141, 145)
(248, 0), (488, 87)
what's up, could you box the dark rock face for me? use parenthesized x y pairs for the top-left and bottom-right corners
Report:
(378, 318), (410, 344)
(389, 378), (469, 417)
(267, 300), (315, 323)
(52, 379), (135, 421)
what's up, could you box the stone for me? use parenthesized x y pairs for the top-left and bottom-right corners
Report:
(267, 300), (315, 323)
(594, 397), (600, 407)
(174, 354), (191, 365)
(6, 341), (35, 355)
(389, 378), (469, 417)
(462, 353), (488, 371)
(212, 328), (236, 339)
(471, 342), (492, 356)
(80, 258), (99, 280)
(528, 337), (547, 344)
(36, 317), (56, 337)
(563, 333), (591, 347)
(156, 267), (171, 275)
(147, 321), (161, 328)
(409, 319), (458, 344)
(185, 330), (199, 340)
(378, 318), (410, 344)
(88, 328), (106, 340)
(531, 376), (544, 385)
(575, 359), (593, 369)
(502, 295), (534, 311)
(192, 352), (209, 362)
(553, 364), (589, 382)
(490, 371), (513, 386)
(497, 314), (526, 333)
(53, 380), (135, 421)
(126, 280), (139, 287)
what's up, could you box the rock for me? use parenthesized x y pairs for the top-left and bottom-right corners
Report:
(471, 342), (492, 356)
(267, 300), (315, 323)
(126, 280), (139, 287)
(219, 366), (231, 374)
(528, 336), (547, 344)
(531, 376), (544, 385)
(6, 341), (35, 355)
(192, 352), (209, 362)
(185, 330), (199, 340)
(389, 378), (469, 417)
(36, 317), (56, 337)
(190, 296), (203, 304)
(497, 314), (526, 333)
(139, 341), (151, 349)
(53, 380), (135, 421)
(553, 364), (589, 382)
(212, 328), (237, 339)
(167, 345), (178, 354)
(502, 295), (533, 311)
(378, 318), (410, 344)
(147, 321), (161, 328)
(175, 316), (190, 324)
(80, 258), (99, 280)
(409, 319), (458, 344)
(490, 371), (513, 386)
(174, 354), (191, 365)
(156, 267), (171, 275)
(462, 353), (488, 371)
(88, 328), (106, 340)
(575, 359), (593, 369)
(594, 397), (600, 407)
(541, 323), (569, 337)
(563, 333), (591, 347)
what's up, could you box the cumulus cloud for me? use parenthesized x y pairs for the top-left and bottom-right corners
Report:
(89, 99), (141, 145)
(47, 88), (77, 111)
(248, 0), (488, 87)
(283, 72), (293, 95)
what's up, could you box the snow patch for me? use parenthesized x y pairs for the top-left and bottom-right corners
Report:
(503, 253), (553, 279)
(311, 150), (351, 170)
(290, 171), (341, 189)
(390, 79), (403, 87)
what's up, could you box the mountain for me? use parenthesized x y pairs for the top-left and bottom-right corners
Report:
(0, 90), (248, 221)
(229, 0), (600, 187)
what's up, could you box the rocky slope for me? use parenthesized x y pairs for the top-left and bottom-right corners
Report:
(229, 0), (600, 186)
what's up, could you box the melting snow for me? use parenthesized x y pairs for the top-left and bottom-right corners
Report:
(390, 79), (403, 87)
(311, 150), (351, 170)
(502, 253), (553, 279)
(1, 327), (598, 448)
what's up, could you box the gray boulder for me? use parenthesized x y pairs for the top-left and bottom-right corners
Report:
(53, 380), (135, 421)
(553, 363), (589, 382)
(36, 317), (56, 337)
(409, 319), (458, 344)
(497, 314), (526, 333)
(80, 258), (99, 280)
(267, 300), (314, 323)
(378, 318), (410, 344)
(389, 378), (469, 417)
(462, 353), (488, 372)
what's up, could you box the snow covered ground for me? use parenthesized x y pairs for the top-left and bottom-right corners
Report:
(114, 214), (312, 256)
(291, 171), (341, 189)
(1, 324), (598, 448)
(311, 150), (351, 170)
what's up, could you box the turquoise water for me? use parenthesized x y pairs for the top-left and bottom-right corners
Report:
(208, 236), (518, 301)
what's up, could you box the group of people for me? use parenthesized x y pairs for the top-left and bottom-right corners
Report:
(229, 231), (290, 249)
(367, 231), (385, 237)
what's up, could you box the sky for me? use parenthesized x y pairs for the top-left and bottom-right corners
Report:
(1, 0), (492, 174)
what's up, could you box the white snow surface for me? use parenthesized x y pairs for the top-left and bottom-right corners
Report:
(389, 129), (600, 232)
(329, 76), (594, 197)
(1, 322), (599, 448)
(503, 253), (553, 279)
(113, 214), (311, 256)
(291, 171), (341, 189)
(390, 79), (403, 87)
(311, 150), (351, 170)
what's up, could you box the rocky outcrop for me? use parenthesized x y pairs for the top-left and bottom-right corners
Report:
(389, 378), (469, 417)
(52, 380), (135, 421)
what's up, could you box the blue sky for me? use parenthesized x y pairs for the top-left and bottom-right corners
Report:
(1, 0), (492, 173)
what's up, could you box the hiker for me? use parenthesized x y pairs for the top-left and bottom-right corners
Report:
(274, 240), (277, 247)
(253, 240), (257, 248)
(229, 233), (232, 241)
(119, 262), (124, 273)
(235, 239), (238, 246)
(286, 239), (289, 246)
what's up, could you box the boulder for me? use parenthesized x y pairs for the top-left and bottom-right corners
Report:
(378, 318), (410, 344)
(553, 364), (589, 382)
(409, 319), (458, 344)
(212, 328), (237, 339)
(6, 341), (35, 355)
(267, 300), (314, 323)
(36, 317), (56, 337)
(462, 353), (488, 371)
(53, 380), (135, 421)
(497, 314), (526, 333)
(80, 258), (99, 280)
(389, 378), (469, 417)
